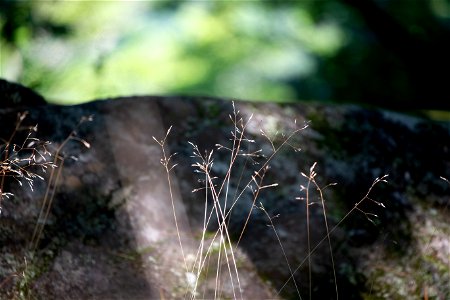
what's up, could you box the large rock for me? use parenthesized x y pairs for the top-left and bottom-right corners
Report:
(0, 84), (449, 299)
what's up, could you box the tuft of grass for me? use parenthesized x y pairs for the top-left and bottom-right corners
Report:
(0, 112), (56, 214)
(155, 101), (390, 299)
(0, 111), (92, 299)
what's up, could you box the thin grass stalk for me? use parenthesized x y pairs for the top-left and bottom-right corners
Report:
(314, 181), (338, 300)
(305, 170), (312, 300)
(237, 168), (266, 246)
(29, 115), (91, 252)
(30, 155), (64, 252)
(190, 171), (210, 299)
(165, 152), (189, 272)
(259, 203), (302, 299)
(222, 102), (240, 216)
(307, 163), (339, 300)
(153, 126), (189, 274)
(214, 235), (223, 300)
(206, 170), (241, 300)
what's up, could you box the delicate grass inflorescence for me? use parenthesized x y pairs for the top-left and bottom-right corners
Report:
(0, 111), (92, 297)
(0, 112), (56, 215)
(154, 101), (389, 299)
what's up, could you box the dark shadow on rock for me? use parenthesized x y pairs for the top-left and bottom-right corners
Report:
(307, 105), (450, 251)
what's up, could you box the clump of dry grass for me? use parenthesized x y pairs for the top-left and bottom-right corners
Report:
(0, 111), (92, 298)
(154, 101), (388, 299)
(0, 112), (56, 215)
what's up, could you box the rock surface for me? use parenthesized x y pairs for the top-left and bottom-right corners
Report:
(0, 84), (449, 299)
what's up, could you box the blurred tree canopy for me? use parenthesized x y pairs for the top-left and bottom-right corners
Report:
(1, 0), (449, 110)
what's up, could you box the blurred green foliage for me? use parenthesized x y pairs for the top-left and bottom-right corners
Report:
(1, 0), (449, 109)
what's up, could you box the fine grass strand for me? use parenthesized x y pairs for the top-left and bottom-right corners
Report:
(153, 126), (189, 273)
(302, 162), (339, 299)
(29, 115), (92, 252)
(301, 164), (313, 300)
(259, 202), (302, 300)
